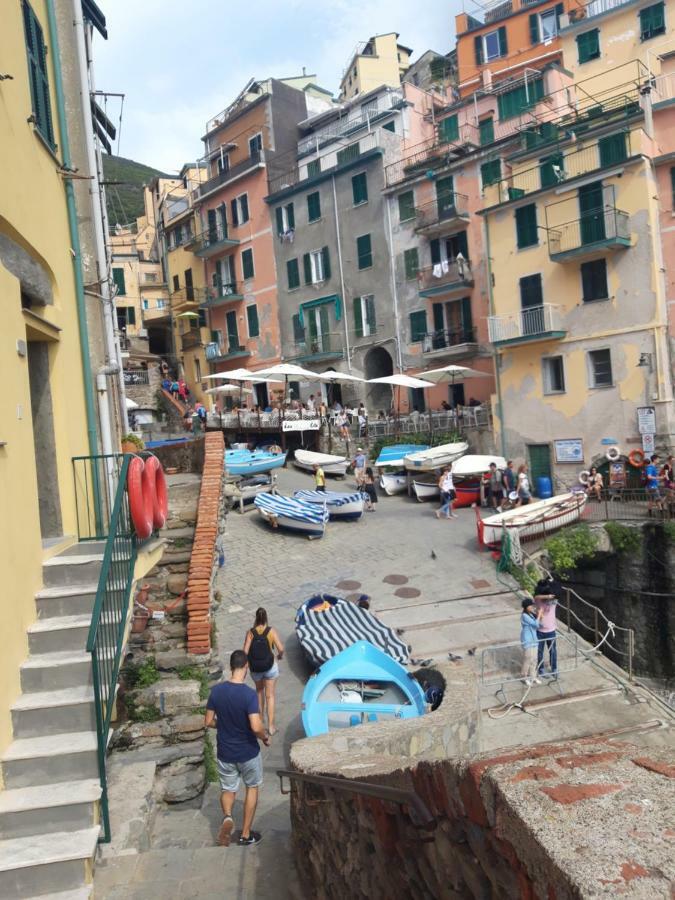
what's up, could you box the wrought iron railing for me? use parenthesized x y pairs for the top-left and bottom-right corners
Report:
(123, 369), (150, 386)
(85, 453), (138, 842)
(418, 259), (473, 292)
(548, 205), (630, 256)
(415, 193), (470, 231)
(72, 453), (125, 540)
(488, 303), (563, 343)
(421, 327), (477, 353)
(181, 331), (203, 351)
(194, 150), (264, 199)
(291, 331), (344, 360)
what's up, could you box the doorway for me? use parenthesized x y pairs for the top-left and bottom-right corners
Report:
(226, 310), (239, 352)
(527, 443), (552, 489)
(579, 181), (605, 245)
(364, 346), (393, 412)
(27, 341), (62, 538)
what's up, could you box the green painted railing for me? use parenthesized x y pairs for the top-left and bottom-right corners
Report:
(72, 454), (125, 540)
(86, 453), (137, 843)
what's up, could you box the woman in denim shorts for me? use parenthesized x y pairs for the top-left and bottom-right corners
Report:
(243, 608), (285, 736)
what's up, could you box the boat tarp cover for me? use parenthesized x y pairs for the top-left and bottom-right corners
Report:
(294, 490), (364, 507)
(254, 493), (329, 524)
(296, 595), (409, 666)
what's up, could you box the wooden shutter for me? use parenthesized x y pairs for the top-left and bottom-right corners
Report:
(230, 200), (238, 227)
(322, 246), (331, 280)
(438, 115), (459, 144)
(353, 298), (364, 338)
(529, 14), (539, 44)
(287, 258), (299, 290)
(432, 303), (444, 332)
(461, 297), (473, 334)
(430, 238), (441, 265)
(319, 304), (329, 338)
(366, 295), (376, 332)
(126, 306), (136, 326)
(356, 235), (371, 269)
(498, 26), (508, 55)
(275, 207), (284, 235)
(242, 249), (254, 280)
(454, 230), (469, 260)
(246, 305), (259, 338)
(287, 203), (295, 229)
(404, 248), (419, 280)
(519, 274), (543, 309)
(515, 204), (537, 249)
(307, 192), (321, 221)
(398, 191), (415, 222)
(112, 268), (126, 296)
(479, 118), (494, 146)
(292, 313), (305, 342)
(555, 3), (564, 28)
(22, 2), (55, 148)
(474, 35), (483, 65)
(410, 310), (427, 342)
(303, 253), (312, 284)
(240, 195), (249, 223)
(598, 132), (627, 167)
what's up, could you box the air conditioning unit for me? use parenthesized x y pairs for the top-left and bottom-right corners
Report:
(137, 328), (148, 338)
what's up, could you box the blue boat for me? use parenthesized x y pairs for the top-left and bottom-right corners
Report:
(225, 448), (287, 476)
(254, 492), (329, 537)
(375, 444), (429, 468)
(293, 490), (364, 520)
(301, 641), (426, 737)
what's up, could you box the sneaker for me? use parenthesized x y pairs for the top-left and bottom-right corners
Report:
(450, 513), (458, 519)
(524, 678), (532, 686)
(217, 816), (234, 847)
(533, 678), (542, 684)
(238, 831), (262, 846)
(497, 506), (503, 513)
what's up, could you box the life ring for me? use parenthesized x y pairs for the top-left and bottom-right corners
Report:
(628, 449), (645, 468)
(578, 470), (590, 485)
(127, 456), (154, 540)
(605, 446), (621, 462)
(144, 455), (168, 530)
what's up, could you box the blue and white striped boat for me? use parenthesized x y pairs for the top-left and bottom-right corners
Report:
(254, 492), (329, 537)
(294, 490), (364, 520)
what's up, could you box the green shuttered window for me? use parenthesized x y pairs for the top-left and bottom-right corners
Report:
(479, 118), (494, 146)
(246, 305), (259, 338)
(438, 115), (459, 144)
(598, 132), (628, 167)
(307, 191), (321, 222)
(404, 248), (419, 280)
(577, 29), (600, 63)
(497, 78), (544, 120)
(22, 1), (55, 149)
(640, 3), (665, 40)
(581, 259), (608, 302)
(112, 268), (126, 296)
(409, 310), (427, 342)
(353, 295), (376, 338)
(241, 248), (254, 280)
(398, 190), (415, 222)
(356, 234), (372, 269)
(307, 159), (321, 178)
(287, 258), (300, 290)
(337, 143), (360, 166)
(481, 159), (501, 188)
(515, 204), (538, 249)
(352, 172), (368, 205)
(539, 153), (563, 188)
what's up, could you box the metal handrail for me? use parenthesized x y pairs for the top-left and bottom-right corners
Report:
(87, 453), (137, 842)
(277, 769), (436, 829)
(72, 453), (124, 540)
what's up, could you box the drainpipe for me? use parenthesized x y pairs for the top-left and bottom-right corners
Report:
(45, 0), (99, 465)
(331, 175), (352, 371)
(384, 197), (404, 371)
(73, 4), (129, 435)
(483, 215), (507, 458)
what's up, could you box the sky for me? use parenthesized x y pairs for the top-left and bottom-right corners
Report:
(94, 0), (458, 173)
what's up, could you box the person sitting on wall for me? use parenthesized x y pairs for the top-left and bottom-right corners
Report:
(586, 466), (604, 502)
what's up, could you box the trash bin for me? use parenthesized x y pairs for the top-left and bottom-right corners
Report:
(536, 476), (553, 499)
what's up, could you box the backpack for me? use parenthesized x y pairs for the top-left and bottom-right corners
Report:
(248, 627), (274, 673)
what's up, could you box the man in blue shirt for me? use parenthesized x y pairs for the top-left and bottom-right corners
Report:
(645, 453), (663, 512)
(205, 650), (270, 847)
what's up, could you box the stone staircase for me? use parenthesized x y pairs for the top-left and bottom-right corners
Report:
(0, 544), (106, 899)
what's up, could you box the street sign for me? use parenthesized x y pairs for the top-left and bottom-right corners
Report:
(642, 433), (655, 454)
(282, 419), (320, 432)
(637, 407), (656, 435)
(554, 438), (583, 463)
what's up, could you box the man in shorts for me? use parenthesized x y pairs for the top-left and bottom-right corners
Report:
(645, 453), (664, 512)
(205, 649), (270, 847)
(353, 447), (367, 488)
(488, 461), (504, 512)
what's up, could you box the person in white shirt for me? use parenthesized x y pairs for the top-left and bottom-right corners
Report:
(306, 394), (316, 413)
(435, 465), (457, 519)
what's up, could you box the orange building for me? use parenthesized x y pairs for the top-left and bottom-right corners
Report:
(455, 0), (575, 98)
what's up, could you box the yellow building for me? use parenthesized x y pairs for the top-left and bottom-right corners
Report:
(339, 33), (412, 101)
(482, 14), (675, 484)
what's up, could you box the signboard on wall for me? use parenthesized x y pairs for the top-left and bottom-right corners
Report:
(642, 433), (655, 454)
(282, 419), (321, 433)
(609, 461), (626, 488)
(637, 407), (656, 435)
(553, 438), (583, 464)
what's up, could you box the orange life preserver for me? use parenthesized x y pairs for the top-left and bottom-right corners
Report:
(144, 454), (169, 530)
(628, 449), (645, 468)
(127, 456), (154, 540)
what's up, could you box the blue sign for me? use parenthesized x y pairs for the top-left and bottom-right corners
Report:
(600, 438), (618, 445)
(554, 438), (584, 463)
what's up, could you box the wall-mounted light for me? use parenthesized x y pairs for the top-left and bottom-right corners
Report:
(637, 352), (653, 373)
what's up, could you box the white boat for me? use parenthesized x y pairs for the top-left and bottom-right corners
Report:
(478, 492), (588, 545)
(412, 480), (440, 502)
(452, 455), (508, 477)
(375, 444), (429, 468)
(293, 448), (348, 477)
(404, 442), (468, 472)
(294, 490), (365, 520)
(254, 492), (329, 537)
(379, 471), (407, 495)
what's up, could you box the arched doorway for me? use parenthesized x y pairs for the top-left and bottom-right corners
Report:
(364, 347), (393, 413)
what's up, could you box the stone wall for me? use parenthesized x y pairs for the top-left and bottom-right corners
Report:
(125, 364), (163, 411)
(151, 436), (205, 474)
(290, 732), (674, 899)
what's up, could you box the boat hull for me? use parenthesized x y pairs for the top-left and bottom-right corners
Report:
(452, 455), (507, 478)
(479, 492), (587, 544)
(254, 493), (328, 537)
(258, 510), (326, 536)
(453, 483), (480, 508)
(293, 449), (348, 477)
(413, 480), (439, 502)
(294, 490), (364, 520)
(225, 451), (286, 476)
(375, 444), (429, 468)
(404, 442), (468, 472)
(379, 471), (407, 495)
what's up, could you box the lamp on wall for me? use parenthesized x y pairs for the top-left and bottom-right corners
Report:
(637, 352), (653, 373)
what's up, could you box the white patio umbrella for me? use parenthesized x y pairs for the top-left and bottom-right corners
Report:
(368, 374), (435, 389)
(420, 364), (491, 384)
(125, 397), (139, 410)
(315, 370), (365, 383)
(204, 368), (254, 381)
(205, 385), (253, 395)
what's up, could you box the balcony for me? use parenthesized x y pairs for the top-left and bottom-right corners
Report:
(143, 305), (170, 323)
(418, 259), (473, 298)
(548, 206), (631, 261)
(181, 331), (203, 352)
(289, 332), (344, 363)
(385, 130), (479, 187)
(194, 225), (239, 258)
(297, 89), (404, 156)
(195, 150), (265, 201)
(205, 341), (252, 363)
(560, 0), (633, 29)
(488, 304), (566, 347)
(415, 194), (469, 237)
(421, 328), (478, 361)
(200, 282), (244, 308)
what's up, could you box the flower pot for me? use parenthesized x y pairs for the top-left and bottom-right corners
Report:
(131, 606), (150, 633)
(122, 441), (139, 454)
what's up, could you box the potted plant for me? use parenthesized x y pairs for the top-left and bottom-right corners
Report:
(121, 433), (145, 454)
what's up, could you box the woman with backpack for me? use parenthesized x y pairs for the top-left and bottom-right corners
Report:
(243, 608), (285, 736)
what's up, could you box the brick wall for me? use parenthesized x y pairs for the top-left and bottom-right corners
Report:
(186, 432), (224, 655)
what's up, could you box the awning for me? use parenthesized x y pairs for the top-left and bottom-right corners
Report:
(91, 100), (116, 154)
(298, 294), (342, 327)
(82, 0), (108, 39)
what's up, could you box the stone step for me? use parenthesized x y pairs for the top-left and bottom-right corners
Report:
(20, 652), (92, 693)
(62, 541), (107, 557)
(42, 555), (103, 588)
(11, 686), (96, 739)
(1, 732), (100, 789)
(27, 616), (91, 655)
(0, 780), (100, 839)
(24, 890), (92, 900)
(35, 584), (99, 620)
(0, 827), (99, 898)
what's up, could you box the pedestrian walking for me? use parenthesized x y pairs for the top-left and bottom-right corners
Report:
(435, 465), (457, 519)
(170, 379), (179, 399)
(313, 463), (326, 492)
(488, 461), (504, 512)
(352, 447), (367, 488)
(516, 463), (532, 506)
(534, 578), (558, 678)
(243, 608), (285, 737)
(520, 598), (543, 686)
(204, 649), (270, 848)
(362, 467), (378, 511)
(178, 378), (188, 404)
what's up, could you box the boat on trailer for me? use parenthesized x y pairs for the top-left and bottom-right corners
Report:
(294, 490), (365, 520)
(379, 471), (407, 495)
(412, 480), (440, 502)
(293, 448), (348, 477)
(478, 492), (587, 545)
(404, 442), (468, 472)
(225, 448), (286, 476)
(301, 641), (426, 737)
(254, 492), (329, 537)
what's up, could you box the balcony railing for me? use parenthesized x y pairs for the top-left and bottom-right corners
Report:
(267, 131), (380, 197)
(488, 304), (565, 345)
(171, 286), (211, 305)
(415, 194), (469, 235)
(418, 259), (473, 296)
(548, 205), (630, 259)
(193, 224), (239, 258)
(181, 331), (203, 351)
(205, 341), (251, 362)
(560, 0), (633, 28)
(297, 89), (403, 155)
(194, 150), (264, 200)
(421, 327), (477, 355)
(201, 282), (244, 307)
(290, 332), (344, 362)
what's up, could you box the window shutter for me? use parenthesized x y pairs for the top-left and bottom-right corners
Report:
(319, 304), (329, 337)
(287, 258), (299, 290)
(520, 273), (543, 308)
(307, 159), (320, 178)
(410, 310), (427, 342)
(481, 159), (501, 187)
(247, 305), (259, 338)
(353, 298), (364, 338)
(479, 118), (494, 145)
(112, 268), (126, 296)
(292, 313), (305, 343)
(432, 302), (444, 332)
(231, 199), (239, 227)
(539, 153), (563, 188)
(529, 14), (539, 44)
(287, 203), (295, 229)
(515, 204), (538, 249)
(498, 26), (508, 55)
(127, 307), (136, 326)
(555, 3), (564, 28)
(356, 235), (372, 269)
(198, 309), (206, 327)
(438, 115), (459, 143)
(598, 132), (627, 167)
(455, 230), (469, 260)
(430, 238), (441, 266)
(461, 297), (473, 333)
(242, 249), (254, 280)
(322, 246), (331, 280)
(366, 295), (376, 331)
(352, 172), (368, 204)
(474, 35), (483, 65)
(240, 195), (249, 222)
(307, 192), (321, 221)
(404, 247), (419, 280)
(275, 207), (283, 235)
(303, 253), (312, 284)
(22, 4), (55, 148)
(398, 191), (415, 222)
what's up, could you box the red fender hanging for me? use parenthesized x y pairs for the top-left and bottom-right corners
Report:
(144, 454), (168, 530)
(127, 456), (154, 540)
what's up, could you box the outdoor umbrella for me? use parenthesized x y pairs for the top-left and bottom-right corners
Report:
(204, 368), (255, 381)
(367, 373), (435, 421)
(315, 369), (365, 410)
(125, 397), (139, 409)
(255, 363), (322, 401)
(420, 364), (491, 384)
(175, 311), (200, 319)
(205, 385), (253, 395)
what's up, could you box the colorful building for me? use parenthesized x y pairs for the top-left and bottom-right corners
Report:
(339, 33), (412, 101)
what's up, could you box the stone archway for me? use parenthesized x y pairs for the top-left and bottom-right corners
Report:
(364, 346), (394, 413)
